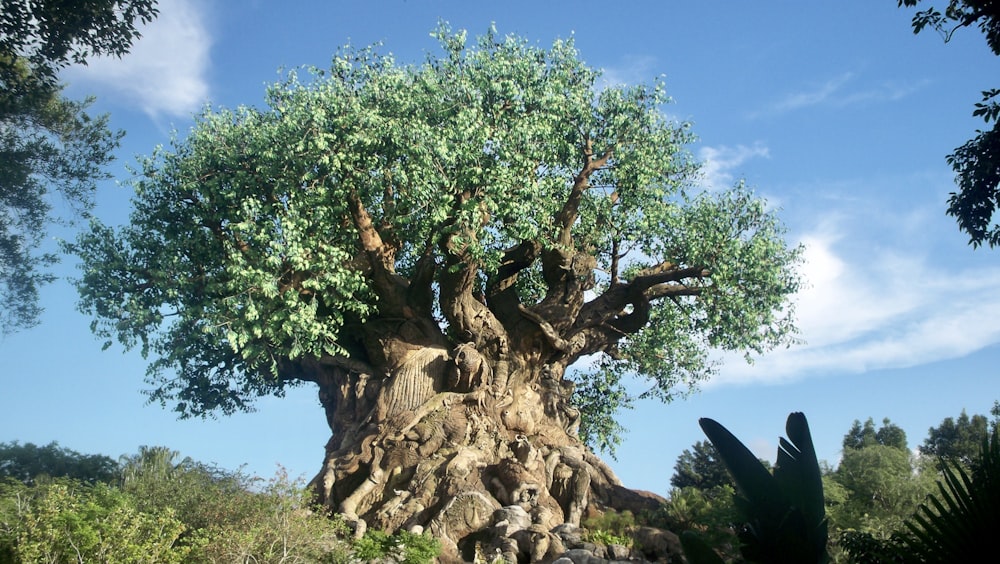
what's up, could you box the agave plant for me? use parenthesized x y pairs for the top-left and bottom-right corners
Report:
(682, 412), (830, 564)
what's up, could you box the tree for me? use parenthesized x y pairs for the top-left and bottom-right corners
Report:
(920, 409), (990, 468)
(897, 1), (1000, 246)
(827, 418), (936, 542)
(671, 440), (734, 491)
(842, 417), (908, 451)
(842, 427), (1000, 562)
(0, 0), (158, 333)
(68, 26), (801, 561)
(0, 441), (119, 485)
(829, 445), (936, 537)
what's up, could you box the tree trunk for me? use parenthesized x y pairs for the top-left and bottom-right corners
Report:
(302, 319), (665, 563)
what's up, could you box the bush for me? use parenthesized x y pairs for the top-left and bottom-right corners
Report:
(583, 509), (636, 547)
(0, 478), (186, 563)
(352, 529), (440, 564)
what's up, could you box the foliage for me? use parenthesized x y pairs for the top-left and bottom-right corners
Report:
(0, 444), (434, 563)
(895, 428), (1000, 562)
(0, 0), (158, 82)
(186, 468), (354, 564)
(897, 1), (1000, 247)
(583, 509), (636, 547)
(838, 529), (908, 564)
(0, 0), (157, 333)
(68, 24), (801, 452)
(117, 446), (264, 539)
(0, 478), (186, 563)
(841, 418), (908, 452)
(671, 439), (734, 491)
(0, 441), (119, 485)
(919, 408), (990, 468)
(660, 486), (739, 559)
(688, 412), (830, 564)
(826, 445), (936, 538)
(352, 529), (440, 564)
(571, 365), (632, 457)
(841, 427), (1000, 562)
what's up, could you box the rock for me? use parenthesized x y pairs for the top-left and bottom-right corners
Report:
(632, 526), (683, 562)
(493, 505), (532, 537)
(551, 523), (584, 547)
(557, 548), (605, 563)
(606, 543), (630, 560)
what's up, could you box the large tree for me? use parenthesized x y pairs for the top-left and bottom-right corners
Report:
(670, 440), (734, 492)
(920, 408), (992, 468)
(69, 27), (801, 562)
(841, 417), (908, 452)
(897, 0), (1000, 246)
(0, 0), (158, 333)
(829, 419), (936, 540)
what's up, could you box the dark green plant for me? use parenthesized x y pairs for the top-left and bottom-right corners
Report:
(0, 441), (119, 485)
(683, 412), (829, 564)
(895, 428), (1000, 562)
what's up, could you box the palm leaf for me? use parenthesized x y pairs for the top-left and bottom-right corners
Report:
(680, 530), (727, 564)
(698, 412), (830, 564)
(899, 427), (1000, 561)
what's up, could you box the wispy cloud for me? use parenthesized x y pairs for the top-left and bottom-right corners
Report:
(697, 143), (770, 190)
(710, 195), (1000, 386)
(65, 0), (212, 119)
(752, 72), (928, 118)
(598, 55), (659, 90)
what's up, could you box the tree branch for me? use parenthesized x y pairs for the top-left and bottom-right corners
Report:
(345, 189), (407, 314)
(566, 263), (709, 357)
(517, 304), (571, 352)
(554, 137), (613, 247)
(486, 240), (540, 323)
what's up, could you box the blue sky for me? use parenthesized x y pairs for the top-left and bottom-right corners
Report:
(4, 0), (1000, 496)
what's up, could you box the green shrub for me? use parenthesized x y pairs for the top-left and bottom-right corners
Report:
(353, 529), (440, 564)
(584, 509), (636, 547)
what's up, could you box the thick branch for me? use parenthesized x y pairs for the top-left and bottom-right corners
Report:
(538, 139), (611, 312)
(439, 250), (496, 344)
(277, 354), (374, 385)
(566, 264), (710, 357)
(406, 245), (436, 319)
(345, 189), (407, 314)
(486, 240), (540, 324)
(437, 189), (511, 348)
(517, 304), (571, 352)
(554, 137), (613, 247)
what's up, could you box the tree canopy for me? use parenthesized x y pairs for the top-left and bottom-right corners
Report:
(841, 417), (908, 452)
(70, 26), (801, 448)
(0, 441), (119, 486)
(919, 407), (998, 469)
(898, 0), (1000, 246)
(670, 440), (734, 491)
(0, 0), (158, 333)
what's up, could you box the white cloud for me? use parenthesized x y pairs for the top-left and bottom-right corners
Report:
(65, 0), (212, 119)
(697, 143), (770, 190)
(753, 72), (928, 118)
(709, 218), (1000, 386)
(598, 55), (659, 90)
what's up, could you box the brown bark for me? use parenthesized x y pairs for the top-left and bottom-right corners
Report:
(291, 138), (705, 562)
(295, 312), (667, 563)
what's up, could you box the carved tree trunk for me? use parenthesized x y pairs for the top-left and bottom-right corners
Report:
(281, 142), (694, 563)
(295, 313), (663, 563)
